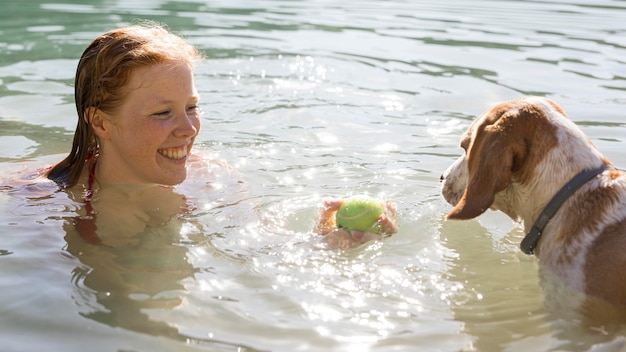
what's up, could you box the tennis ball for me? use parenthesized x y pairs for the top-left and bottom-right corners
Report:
(335, 195), (384, 233)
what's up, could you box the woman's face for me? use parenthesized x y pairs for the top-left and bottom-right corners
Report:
(97, 62), (200, 185)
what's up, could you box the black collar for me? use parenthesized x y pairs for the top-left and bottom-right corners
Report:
(520, 164), (610, 255)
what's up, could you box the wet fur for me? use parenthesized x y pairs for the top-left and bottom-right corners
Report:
(440, 97), (626, 323)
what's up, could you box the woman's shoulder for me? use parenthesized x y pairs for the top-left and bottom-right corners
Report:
(186, 150), (240, 176)
(0, 165), (65, 217)
(1, 164), (58, 194)
(0, 153), (71, 192)
(176, 150), (244, 193)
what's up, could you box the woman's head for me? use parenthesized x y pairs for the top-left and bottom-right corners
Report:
(76, 23), (201, 122)
(48, 23), (203, 187)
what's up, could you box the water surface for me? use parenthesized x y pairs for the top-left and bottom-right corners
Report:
(1, 1), (626, 351)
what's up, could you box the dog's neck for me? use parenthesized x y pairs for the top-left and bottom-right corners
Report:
(520, 164), (610, 255)
(496, 128), (609, 236)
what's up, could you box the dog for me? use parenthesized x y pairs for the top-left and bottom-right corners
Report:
(440, 96), (626, 322)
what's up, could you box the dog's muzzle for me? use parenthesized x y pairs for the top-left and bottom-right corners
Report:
(440, 156), (468, 207)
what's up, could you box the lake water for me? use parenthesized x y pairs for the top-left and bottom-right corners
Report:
(1, 1), (626, 351)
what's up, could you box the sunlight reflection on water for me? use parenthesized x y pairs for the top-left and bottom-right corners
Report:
(1, 0), (626, 351)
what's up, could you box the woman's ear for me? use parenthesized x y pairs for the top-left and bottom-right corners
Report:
(85, 107), (111, 140)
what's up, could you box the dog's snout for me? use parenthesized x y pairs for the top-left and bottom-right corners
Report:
(440, 155), (468, 207)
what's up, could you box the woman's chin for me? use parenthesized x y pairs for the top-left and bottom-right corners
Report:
(154, 169), (188, 186)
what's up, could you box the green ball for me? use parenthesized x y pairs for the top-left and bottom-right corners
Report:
(336, 195), (384, 233)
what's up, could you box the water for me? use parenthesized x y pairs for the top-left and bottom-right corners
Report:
(1, 1), (626, 351)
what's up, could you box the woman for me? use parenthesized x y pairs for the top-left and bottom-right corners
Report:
(34, 23), (251, 341)
(17, 22), (247, 247)
(39, 23), (212, 244)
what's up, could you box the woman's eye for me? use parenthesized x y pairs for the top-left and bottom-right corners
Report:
(151, 105), (198, 118)
(152, 110), (171, 118)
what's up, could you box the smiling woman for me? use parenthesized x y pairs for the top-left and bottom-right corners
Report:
(11, 22), (238, 246)
(47, 22), (203, 188)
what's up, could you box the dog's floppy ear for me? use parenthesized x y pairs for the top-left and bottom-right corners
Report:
(447, 110), (529, 220)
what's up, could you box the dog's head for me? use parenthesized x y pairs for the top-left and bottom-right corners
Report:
(441, 97), (569, 220)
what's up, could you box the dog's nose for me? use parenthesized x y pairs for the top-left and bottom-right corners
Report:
(440, 174), (444, 182)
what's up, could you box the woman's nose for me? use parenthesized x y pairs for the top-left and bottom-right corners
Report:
(174, 110), (199, 138)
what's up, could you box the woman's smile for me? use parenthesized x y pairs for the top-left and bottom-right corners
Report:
(158, 145), (189, 161)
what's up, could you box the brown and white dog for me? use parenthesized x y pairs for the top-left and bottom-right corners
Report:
(440, 96), (626, 321)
